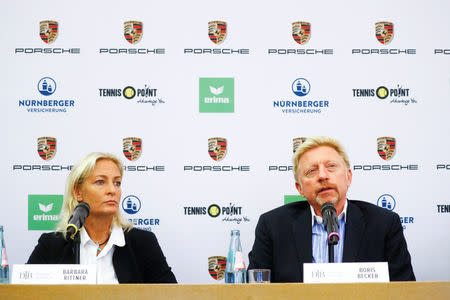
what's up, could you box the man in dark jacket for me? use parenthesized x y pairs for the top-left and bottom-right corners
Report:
(248, 136), (415, 282)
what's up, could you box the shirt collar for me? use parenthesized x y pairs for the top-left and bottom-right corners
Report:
(79, 223), (125, 247)
(310, 199), (348, 226)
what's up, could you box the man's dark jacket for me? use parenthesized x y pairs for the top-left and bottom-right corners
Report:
(248, 200), (415, 282)
(27, 228), (177, 283)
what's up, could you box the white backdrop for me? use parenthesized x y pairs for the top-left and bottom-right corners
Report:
(1, 0), (449, 283)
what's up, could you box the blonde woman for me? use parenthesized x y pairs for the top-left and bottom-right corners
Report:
(27, 152), (177, 284)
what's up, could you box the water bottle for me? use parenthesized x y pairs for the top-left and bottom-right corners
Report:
(225, 229), (247, 283)
(0, 226), (9, 284)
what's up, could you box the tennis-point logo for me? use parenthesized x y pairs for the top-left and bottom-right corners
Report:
(124, 21), (143, 44)
(375, 22), (394, 45)
(377, 137), (396, 160)
(39, 20), (58, 44)
(122, 195), (141, 214)
(292, 22), (311, 45)
(208, 138), (227, 162)
(292, 78), (311, 97)
(38, 77), (56, 96)
(376, 86), (389, 99)
(123, 86), (136, 99)
(207, 204), (221, 217)
(208, 21), (227, 44)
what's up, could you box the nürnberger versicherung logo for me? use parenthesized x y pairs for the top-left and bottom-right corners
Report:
(273, 78), (330, 114)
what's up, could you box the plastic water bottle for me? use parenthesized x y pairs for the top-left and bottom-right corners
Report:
(0, 226), (9, 284)
(225, 229), (247, 283)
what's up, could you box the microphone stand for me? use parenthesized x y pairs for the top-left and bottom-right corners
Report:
(327, 232), (339, 263)
(73, 231), (81, 264)
(328, 242), (334, 263)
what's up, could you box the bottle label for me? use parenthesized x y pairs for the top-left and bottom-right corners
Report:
(234, 251), (246, 270)
(1, 248), (8, 267)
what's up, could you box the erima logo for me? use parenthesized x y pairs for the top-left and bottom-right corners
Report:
(199, 78), (234, 113)
(39, 203), (53, 213)
(28, 194), (63, 230)
(210, 86), (224, 95)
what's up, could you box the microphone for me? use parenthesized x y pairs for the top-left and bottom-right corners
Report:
(66, 202), (90, 240)
(321, 202), (340, 245)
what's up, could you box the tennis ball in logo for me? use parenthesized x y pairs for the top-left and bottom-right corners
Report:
(123, 86), (136, 99)
(376, 86), (389, 99)
(208, 204), (220, 217)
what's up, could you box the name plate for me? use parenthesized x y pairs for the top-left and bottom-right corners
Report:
(12, 264), (96, 284)
(303, 262), (389, 283)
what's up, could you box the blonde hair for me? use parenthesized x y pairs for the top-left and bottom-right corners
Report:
(292, 136), (350, 182)
(56, 152), (132, 233)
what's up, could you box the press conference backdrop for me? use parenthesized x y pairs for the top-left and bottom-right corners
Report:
(1, 0), (449, 283)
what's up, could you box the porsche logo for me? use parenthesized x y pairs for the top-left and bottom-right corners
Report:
(292, 21), (311, 45)
(375, 22), (394, 45)
(208, 137), (227, 161)
(208, 256), (227, 280)
(123, 137), (142, 161)
(293, 137), (308, 153)
(37, 137), (56, 160)
(377, 137), (396, 160)
(208, 21), (227, 44)
(39, 20), (58, 44)
(124, 21), (143, 44)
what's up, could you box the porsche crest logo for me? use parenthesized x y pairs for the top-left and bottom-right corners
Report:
(39, 20), (58, 44)
(292, 21), (310, 45)
(208, 137), (227, 161)
(124, 21), (143, 44)
(293, 137), (308, 153)
(123, 137), (142, 161)
(208, 21), (227, 44)
(377, 137), (396, 160)
(375, 22), (394, 45)
(37, 137), (56, 160)
(208, 256), (227, 280)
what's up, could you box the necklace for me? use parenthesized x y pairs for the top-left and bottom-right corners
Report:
(97, 237), (110, 252)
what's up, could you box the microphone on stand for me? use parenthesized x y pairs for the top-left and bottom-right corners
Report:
(321, 202), (340, 245)
(321, 202), (340, 263)
(66, 202), (90, 240)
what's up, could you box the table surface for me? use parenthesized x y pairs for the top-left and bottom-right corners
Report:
(1, 281), (449, 300)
